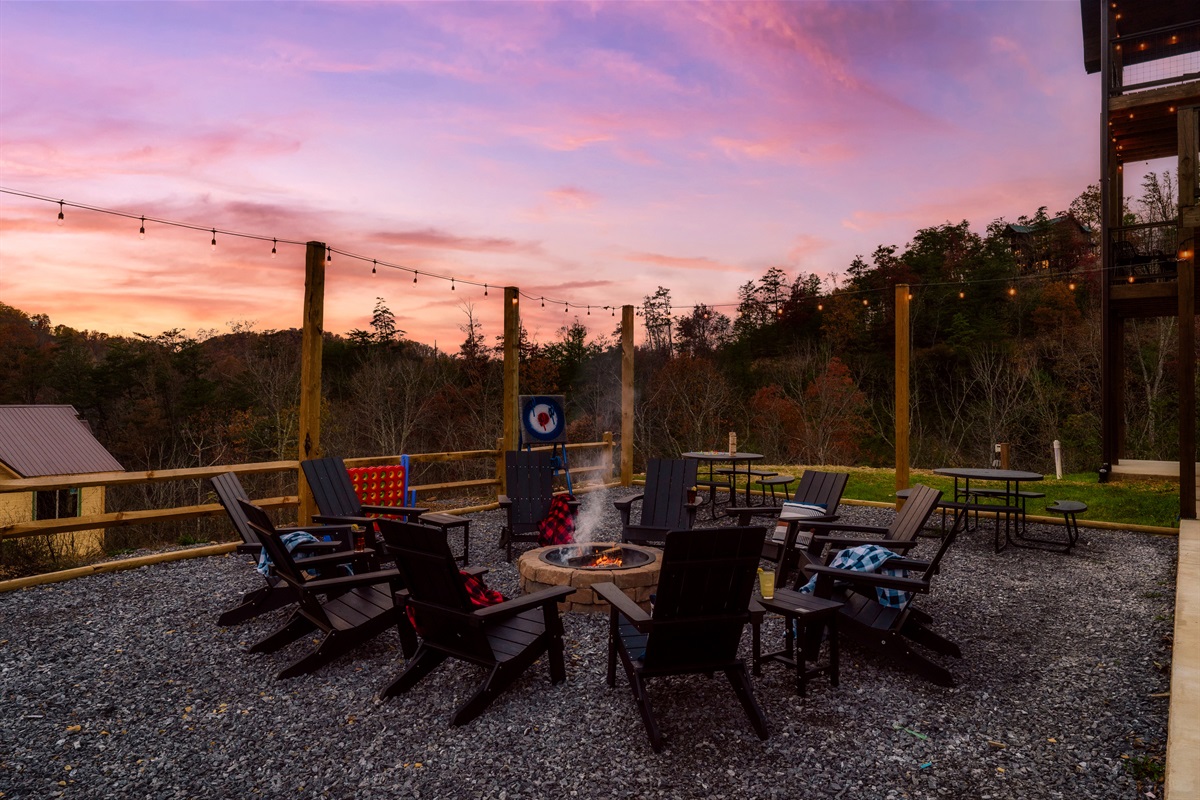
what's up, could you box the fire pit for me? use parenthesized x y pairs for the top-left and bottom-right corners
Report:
(518, 542), (660, 614)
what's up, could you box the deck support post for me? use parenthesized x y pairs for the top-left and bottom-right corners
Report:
(621, 304), (635, 486)
(501, 287), (520, 495)
(895, 285), (910, 506)
(1178, 106), (1197, 518)
(298, 241), (326, 524)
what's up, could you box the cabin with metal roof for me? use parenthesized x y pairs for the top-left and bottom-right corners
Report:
(1080, 0), (1200, 519)
(0, 405), (124, 558)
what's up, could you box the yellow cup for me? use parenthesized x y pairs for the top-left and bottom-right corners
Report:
(758, 569), (775, 600)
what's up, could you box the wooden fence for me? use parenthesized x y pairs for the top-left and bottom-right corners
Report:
(0, 435), (617, 589)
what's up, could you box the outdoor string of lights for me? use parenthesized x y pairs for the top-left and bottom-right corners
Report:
(2, 186), (1134, 322)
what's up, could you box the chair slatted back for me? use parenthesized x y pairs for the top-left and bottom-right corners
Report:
(237, 499), (330, 625)
(377, 519), (493, 661)
(302, 457), (365, 518)
(792, 470), (849, 515)
(643, 526), (767, 671)
(639, 458), (699, 531)
(211, 472), (258, 545)
(887, 484), (943, 546)
(505, 450), (556, 533)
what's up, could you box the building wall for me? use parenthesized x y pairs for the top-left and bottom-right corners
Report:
(0, 486), (106, 559)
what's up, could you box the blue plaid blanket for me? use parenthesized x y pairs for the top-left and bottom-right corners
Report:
(256, 531), (344, 577)
(799, 543), (910, 609)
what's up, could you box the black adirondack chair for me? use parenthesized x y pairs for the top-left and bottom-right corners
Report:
(210, 472), (351, 626)
(238, 499), (415, 679)
(614, 458), (700, 546)
(727, 470), (850, 568)
(376, 518), (574, 725)
(794, 484), (943, 580)
(497, 450), (579, 562)
(301, 457), (429, 553)
(592, 526), (770, 753)
(806, 511), (963, 687)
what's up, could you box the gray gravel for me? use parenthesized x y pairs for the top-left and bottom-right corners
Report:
(0, 489), (1174, 799)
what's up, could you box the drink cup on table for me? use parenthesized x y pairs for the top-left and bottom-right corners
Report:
(353, 525), (367, 552)
(757, 568), (775, 600)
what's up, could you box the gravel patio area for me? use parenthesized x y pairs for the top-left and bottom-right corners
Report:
(0, 489), (1175, 799)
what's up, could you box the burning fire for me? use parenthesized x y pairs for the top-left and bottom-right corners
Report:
(587, 548), (623, 567)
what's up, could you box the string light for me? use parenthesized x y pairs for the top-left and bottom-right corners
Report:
(541, 297), (545, 308)
(564, 302), (568, 313)
(57, 201), (64, 226)
(817, 303), (824, 311)
(1068, 282), (1076, 291)
(139, 216), (145, 240)
(451, 278), (456, 291)
(1008, 287), (1017, 296)
(484, 284), (488, 297)
(587, 305), (590, 315)
(372, 259), (377, 274)
(271, 238), (277, 258)
(327, 248), (332, 263)
(211, 229), (217, 251)
(413, 271), (418, 284)
(862, 299), (869, 306)
(958, 291), (965, 299)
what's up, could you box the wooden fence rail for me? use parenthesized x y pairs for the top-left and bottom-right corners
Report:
(0, 438), (616, 543)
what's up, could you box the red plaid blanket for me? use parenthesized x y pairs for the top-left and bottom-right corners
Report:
(537, 494), (576, 546)
(406, 570), (505, 635)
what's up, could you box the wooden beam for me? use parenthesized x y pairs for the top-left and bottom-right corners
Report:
(0, 497), (297, 540)
(894, 285), (910, 504)
(501, 287), (520, 494)
(1108, 80), (1200, 113)
(1179, 106), (1197, 518)
(621, 304), (635, 486)
(298, 241), (326, 524)
(0, 461), (297, 493)
(0, 543), (240, 594)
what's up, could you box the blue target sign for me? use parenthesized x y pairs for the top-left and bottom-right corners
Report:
(520, 395), (566, 443)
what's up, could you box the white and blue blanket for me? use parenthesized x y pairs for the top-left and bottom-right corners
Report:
(798, 543), (910, 609)
(256, 531), (349, 577)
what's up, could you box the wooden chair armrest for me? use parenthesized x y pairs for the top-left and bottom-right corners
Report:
(811, 535), (918, 551)
(592, 582), (651, 630)
(474, 585), (574, 619)
(497, 495), (511, 508)
(613, 494), (645, 511)
(360, 504), (430, 519)
(803, 521), (889, 535)
(312, 514), (375, 528)
(805, 564), (931, 593)
(462, 566), (489, 578)
(289, 567), (401, 592)
(284, 548), (376, 570)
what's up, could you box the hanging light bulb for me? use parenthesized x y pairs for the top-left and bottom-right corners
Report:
(484, 284), (489, 297)
(139, 216), (146, 240)
(611, 307), (615, 317)
(541, 297), (545, 308)
(413, 271), (418, 284)
(327, 249), (332, 263)
(587, 306), (591, 315)
(211, 229), (217, 251)
(57, 201), (64, 226)
(1127, 274), (1135, 284)
(372, 259), (377, 274)
(817, 302), (824, 311)
(862, 298), (869, 306)
(271, 238), (277, 258)
(451, 278), (455, 291)
(1068, 282), (1077, 291)
(958, 291), (965, 299)
(564, 302), (568, 313)
(1008, 287), (1017, 296)
(907, 293), (913, 300)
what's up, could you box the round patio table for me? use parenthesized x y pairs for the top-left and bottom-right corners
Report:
(682, 451), (764, 516)
(933, 467), (1044, 552)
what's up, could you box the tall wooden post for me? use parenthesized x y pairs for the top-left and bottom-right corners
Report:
(1178, 106), (1197, 518)
(298, 241), (326, 524)
(501, 288), (520, 495)
(895, 285), (910, 505)
(621, 304), (635, 486)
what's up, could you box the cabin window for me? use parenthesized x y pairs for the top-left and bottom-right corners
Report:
(33, 488), (80, 520)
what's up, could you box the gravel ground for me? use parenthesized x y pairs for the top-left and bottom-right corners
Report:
(0, 489), (1175, 799)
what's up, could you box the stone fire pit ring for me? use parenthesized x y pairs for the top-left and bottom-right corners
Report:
(517, 542), (661, 614)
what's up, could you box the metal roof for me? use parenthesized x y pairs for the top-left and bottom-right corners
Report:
(0, 405), (124, 478)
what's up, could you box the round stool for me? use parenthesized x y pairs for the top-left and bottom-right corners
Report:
(755, 475), (795, 506)
(1045, 500), (1086, 554)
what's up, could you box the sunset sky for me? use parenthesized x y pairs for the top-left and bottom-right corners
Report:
(0, 1), (1121, 348)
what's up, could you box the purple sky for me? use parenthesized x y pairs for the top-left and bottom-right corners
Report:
(0, 1), (1108, 348)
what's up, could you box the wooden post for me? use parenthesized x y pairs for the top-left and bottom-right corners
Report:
(997, 443), (1010, 470)
(1178, 106), (1197, 518)
(621, 304), (635, 486)
(501, 288), (520, 494)
(895, 285), (910, 506)
(298, 241), (325, 524)
(602, 431), (615, 482)
(495, 437), (506, 501)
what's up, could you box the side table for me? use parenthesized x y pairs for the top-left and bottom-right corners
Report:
(419, 512), (470, 565)
(751, 587), (843, 696)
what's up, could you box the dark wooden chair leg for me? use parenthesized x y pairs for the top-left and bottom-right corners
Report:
(218, 584), (297, 626)
(724, 664), (769, 741)
(248, 613), (315, 653)
(378, 646), (448, 699)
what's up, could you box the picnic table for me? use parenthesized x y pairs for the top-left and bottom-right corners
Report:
(682, 451), (765, 518)
(932, 467), (1044, 552)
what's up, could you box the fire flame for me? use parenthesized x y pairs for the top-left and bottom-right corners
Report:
(588, 550), (623, 567)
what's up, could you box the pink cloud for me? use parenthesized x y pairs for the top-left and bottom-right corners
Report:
(623, 252), (743, 274)
(367, 228), (543, 255)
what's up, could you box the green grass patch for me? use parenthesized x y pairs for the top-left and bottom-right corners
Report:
(714, 465), (1180, 529)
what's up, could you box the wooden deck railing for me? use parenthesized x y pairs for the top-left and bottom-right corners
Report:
(0, 434), (617, 543)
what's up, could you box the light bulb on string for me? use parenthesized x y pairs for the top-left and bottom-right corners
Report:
(211, 229), (217, 251)
(817, 303), (824, 311)
(372, 259), (377, 274)
(862, 298), (869, 306)
(1008, 287), (1017, 296)
(587, 306), (590, 315)
(451, 278), (455, 291)
(611, 307), (615, 317)
(564, 302), (568, 313)
(139, 216), (145, 240)
(413, 271), (418, 284)
(271, 238), (277, 258)
(541, 297), (545, 308)
(484, 284), (488, 297)
(57, 201), (64, 226)
(327, 249), (332, 263)
(1068, 282), (1077, 291)
(958, 291), (965, 299)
